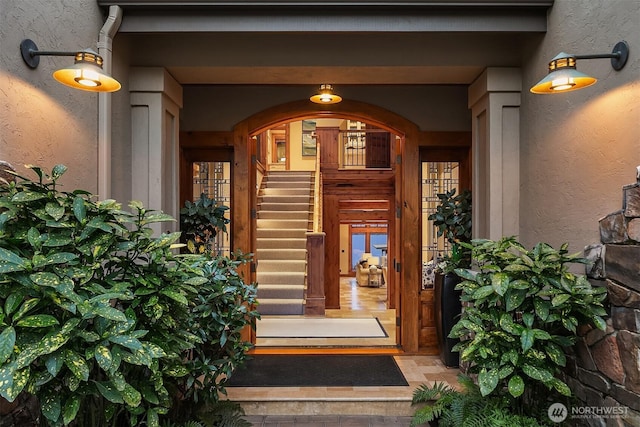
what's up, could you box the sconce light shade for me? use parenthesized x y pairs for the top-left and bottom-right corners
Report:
(20, 39), (121, 93)
(310, 84), (342, 104)
(530, 53), (596, 93)
(530, 41), (629, 94)
(53, 51), (121, 92)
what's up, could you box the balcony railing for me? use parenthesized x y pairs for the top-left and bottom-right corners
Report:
(340, 129), (391, 169)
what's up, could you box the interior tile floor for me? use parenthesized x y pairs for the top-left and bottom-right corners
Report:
(256, 277), (396, 347)
(227, 278), (459, 426)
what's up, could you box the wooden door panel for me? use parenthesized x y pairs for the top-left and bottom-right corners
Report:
(365, 127), (390, 168)
(418, 146), (471, 352)
(419, 290), (438, 354)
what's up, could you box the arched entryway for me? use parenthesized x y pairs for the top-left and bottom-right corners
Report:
(180, 99), (471, 353)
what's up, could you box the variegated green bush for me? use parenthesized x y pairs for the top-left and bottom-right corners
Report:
(449, 237), (608, 418)
(0, 165), (258, 426)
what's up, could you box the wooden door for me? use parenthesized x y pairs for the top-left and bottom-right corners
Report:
(365, 126), (390, 168)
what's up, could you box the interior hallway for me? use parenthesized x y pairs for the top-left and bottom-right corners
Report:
(227, 278), (459, 426)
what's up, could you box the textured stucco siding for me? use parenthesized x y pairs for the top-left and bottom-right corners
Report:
(0, 0), (105, 193)
(519, 0), (640, 252)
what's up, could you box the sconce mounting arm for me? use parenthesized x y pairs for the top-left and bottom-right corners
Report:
(20, 39), (78, 69)
(574, 40), (629, 71)
(19, 38), (121, 92)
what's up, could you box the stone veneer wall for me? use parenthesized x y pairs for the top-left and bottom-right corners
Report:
(571, 168), (640, 427)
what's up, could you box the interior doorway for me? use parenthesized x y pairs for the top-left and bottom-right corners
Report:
(252, 116), (399, 347)
(348, 222), (388, 278)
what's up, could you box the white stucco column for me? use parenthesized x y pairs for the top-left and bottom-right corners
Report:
(468, 68), (521, 240)
(130, 68), (183, 234)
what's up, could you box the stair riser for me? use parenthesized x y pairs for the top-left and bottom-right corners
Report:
(237, 401), (414, 417)
(256, 273), (306, 284)
(256, 238), (307, 249)
(257, 300), (305, 315)
(257, 286), (305, 299)
(265, 182), (311, 189)
(256, 219), (308, 229)
(259, 196), (310, 204)
(257, 249), (307, 260)
(256, 229), (308, 239)
(263, 188), (310, 196)
(257, 261), (306, 273)
(258, 211), (309, 220)
(265, 171), (311, 181)
(258, 203), (310, 212)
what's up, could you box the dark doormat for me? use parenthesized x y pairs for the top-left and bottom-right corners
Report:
(226, 355), (409, 387)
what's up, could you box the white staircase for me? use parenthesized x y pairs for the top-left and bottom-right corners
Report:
(256, 171), (313, 315)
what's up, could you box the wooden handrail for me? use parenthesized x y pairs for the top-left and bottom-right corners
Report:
(312, 143), (322, 232)
(305, 143), (325, 315)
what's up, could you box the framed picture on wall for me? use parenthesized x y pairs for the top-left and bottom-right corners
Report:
(302, 120), (317, 156)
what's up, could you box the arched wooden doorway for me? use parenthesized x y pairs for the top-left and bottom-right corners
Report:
(181, 99), (470, 353)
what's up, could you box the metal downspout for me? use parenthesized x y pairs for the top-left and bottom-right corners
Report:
(97, 5), (122, 199)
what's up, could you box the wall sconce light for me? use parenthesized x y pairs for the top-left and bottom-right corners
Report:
(310, 84), (342, 104)
(20, 39), (121, 92)
(530, 41), (629, 94)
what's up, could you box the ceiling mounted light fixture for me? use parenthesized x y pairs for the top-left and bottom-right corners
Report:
(310, 84), (342, 104)
(530, 40), (629, 94)
(20, 38), (121, 92)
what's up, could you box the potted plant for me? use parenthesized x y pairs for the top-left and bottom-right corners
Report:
(448, 237), (608, 420)
(428, 189), (472, 367)
(180, 192), (229, 254)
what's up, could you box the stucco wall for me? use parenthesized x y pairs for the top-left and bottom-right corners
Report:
(0, 0), (105, 192)
(519, 0), (640, 252)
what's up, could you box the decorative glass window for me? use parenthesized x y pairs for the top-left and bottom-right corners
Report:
(192, 161), (232, 257)
(420, 161), (459, 289)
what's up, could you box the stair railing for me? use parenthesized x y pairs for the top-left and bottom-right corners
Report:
(305, 143), (325, 315)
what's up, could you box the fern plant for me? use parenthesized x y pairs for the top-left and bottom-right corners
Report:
(411, 379), (460, 424)
(411, 375), (547, 427)
(197, 400), (251, 427)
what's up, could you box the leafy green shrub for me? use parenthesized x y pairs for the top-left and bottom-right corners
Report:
(0, 165), (258, 426)
(449, 237), (608, 415)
